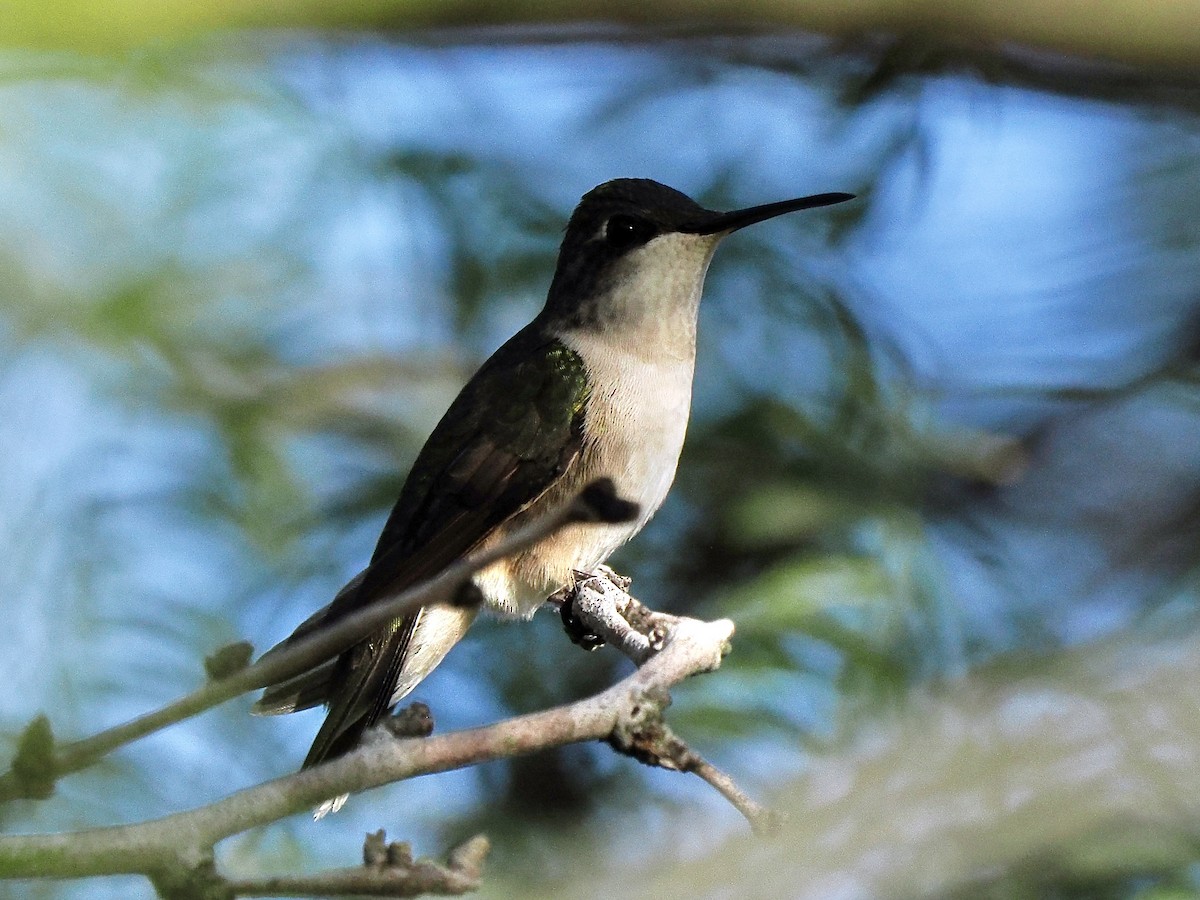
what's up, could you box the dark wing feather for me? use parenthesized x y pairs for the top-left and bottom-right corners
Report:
(257, 326), (591, 767)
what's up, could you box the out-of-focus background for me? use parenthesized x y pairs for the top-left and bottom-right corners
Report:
(2, 5), (1200, 899)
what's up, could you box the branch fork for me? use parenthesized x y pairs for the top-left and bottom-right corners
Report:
(557, 569), (774, 834)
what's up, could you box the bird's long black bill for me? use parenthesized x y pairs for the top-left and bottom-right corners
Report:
(687, 191), (855, 235)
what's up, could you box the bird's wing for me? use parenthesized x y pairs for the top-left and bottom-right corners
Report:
(338, 329), (591, 619)
(256, 329), (591, 767)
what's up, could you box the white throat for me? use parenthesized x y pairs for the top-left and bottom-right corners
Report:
(584, 230), (720, 360)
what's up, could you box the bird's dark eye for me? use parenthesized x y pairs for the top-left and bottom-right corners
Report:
(604, 214), (656, 251)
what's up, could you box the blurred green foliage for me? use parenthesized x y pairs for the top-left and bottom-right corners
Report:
(0, 26), (1199, 900)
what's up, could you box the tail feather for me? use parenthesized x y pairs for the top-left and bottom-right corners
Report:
(251, 660), (338, 716)
(250, 574), (363, 716)
(302, 616), (417, 769)
(302, 602), (479, 770)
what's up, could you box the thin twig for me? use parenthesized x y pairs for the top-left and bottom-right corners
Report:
(686, 756), (780, 836)
(0, 480), (638, 803)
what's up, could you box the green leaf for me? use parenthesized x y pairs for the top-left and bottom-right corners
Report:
(11, 713), (56, 801)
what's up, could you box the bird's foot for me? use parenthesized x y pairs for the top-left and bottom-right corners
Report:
(560, 568), (669, 666)
(553, 573), (607, 651)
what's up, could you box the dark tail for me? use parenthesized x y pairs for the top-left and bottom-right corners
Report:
(300, 614), (418, 768)
(300, 602), (479, 770)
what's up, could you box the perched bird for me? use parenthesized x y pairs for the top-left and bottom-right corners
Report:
(254, 178), (853, 799)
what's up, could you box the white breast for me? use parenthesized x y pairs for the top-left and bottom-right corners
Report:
(567, 330), (695, 531)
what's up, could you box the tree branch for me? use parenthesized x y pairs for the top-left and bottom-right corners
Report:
(225, 832), (489, 898)
(0, 479), (639, 804)
(0, 583), (735, 888)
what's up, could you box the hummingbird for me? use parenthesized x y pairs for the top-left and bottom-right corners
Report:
(254, 178), (853, 790)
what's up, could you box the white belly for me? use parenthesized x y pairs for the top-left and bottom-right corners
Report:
(476, 333), (695, 617)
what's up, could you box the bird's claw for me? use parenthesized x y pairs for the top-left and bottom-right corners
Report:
(559, 592), (607, 651)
